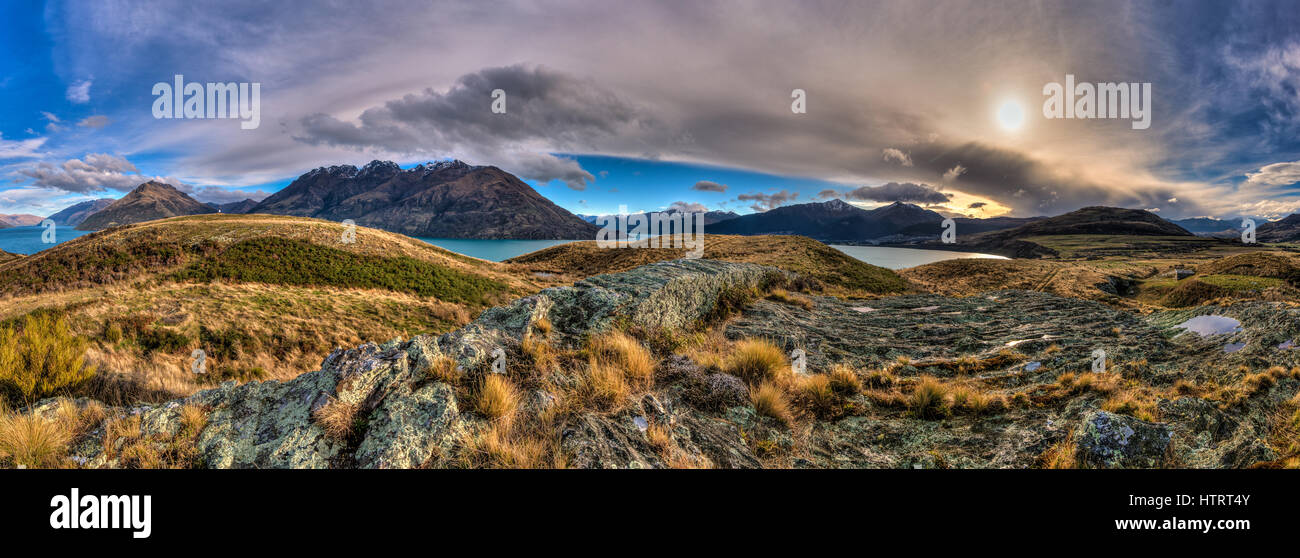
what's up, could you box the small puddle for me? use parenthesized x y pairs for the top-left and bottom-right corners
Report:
(1176, 315), (1242, 337)
(1223, 342), (1246, 354)
(632, 416), (649, 431)
(914, 305), (940, 312)
(1279, 339), (1295, 350)
(850, 306), (876, 313)
(1024, 361), (1042, 372)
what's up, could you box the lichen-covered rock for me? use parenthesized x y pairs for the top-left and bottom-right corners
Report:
(354, 382), (460, 469)
(1074, 411), (1172, 468)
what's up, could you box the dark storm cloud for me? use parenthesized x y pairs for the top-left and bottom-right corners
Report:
(736, 190), (799, 211)
(692, 180), (728, 192)
(843, 182), (951, 204)
(294, 65), (653, 189)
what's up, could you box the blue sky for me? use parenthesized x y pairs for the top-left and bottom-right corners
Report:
(2, 1), (1300, 222)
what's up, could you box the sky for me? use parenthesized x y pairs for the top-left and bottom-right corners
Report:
(2, 0), (1299, 221)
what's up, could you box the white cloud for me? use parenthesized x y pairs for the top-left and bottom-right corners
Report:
(78, 115), (111, 129)
(66, 80), (92, 103)
(18, 153), (146, 193)
(1244, 161), (1300, 187)
(0, 134), (48, 159)
(40, 112), (60, 123)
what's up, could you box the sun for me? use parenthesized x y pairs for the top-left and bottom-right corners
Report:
(996, 100), (1025, 131)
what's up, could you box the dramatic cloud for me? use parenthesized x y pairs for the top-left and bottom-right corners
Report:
(692, 180), (728, 192)
(77, 115), (110, 129)
(737, 190), (799, 211)
(942, 165), (967, 182)
(968, 202), (987, 209)
(882, 148), (913, 167)
(1244, 161), (1300, 187)
(816, 189), (838, 199)
(66, 79), (91, 103)
(19, 153), (147, 193)
(844, 182), (952, 204)
(294, 65), (651, 189)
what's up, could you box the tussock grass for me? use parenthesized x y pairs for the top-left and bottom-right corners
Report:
(828, 364), (863, 395)
(0, 408), (71, 468)
(312, 397), (359, 441)
(575, 360), (631, 411)
(908, 376), (951, 419)
(725, 339), (789, 385)
(751, 381), (793, 425)
(475, 374), (521, 426)
(585, 331), (653, 388)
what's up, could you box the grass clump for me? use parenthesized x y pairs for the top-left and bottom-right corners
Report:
(312, 397), (360, 441)
(585, 331), (654, 388)
(908, 376), (951, 419)
(725, 339), (789, 385)
(751, 381), (793, 425)
(475, 374), (521, 426)
(0, 409), (71, 468)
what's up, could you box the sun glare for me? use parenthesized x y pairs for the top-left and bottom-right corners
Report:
(997, 100), (1025, 131)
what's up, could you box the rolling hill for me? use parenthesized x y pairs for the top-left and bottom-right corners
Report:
(506, 233), (910, 296)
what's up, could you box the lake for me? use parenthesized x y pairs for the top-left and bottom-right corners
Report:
(829, 245), (1008, 269)
(0, 226), (91, 255)
(414, 237), (576, 262)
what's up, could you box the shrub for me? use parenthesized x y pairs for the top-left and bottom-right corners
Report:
(864, 369), (897, 389)
(0, 314), (96, 405)
(725, 339), (789, 385)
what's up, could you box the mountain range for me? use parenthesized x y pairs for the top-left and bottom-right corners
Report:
(249, 160), (597, 239)
(76, 181), (216, 230)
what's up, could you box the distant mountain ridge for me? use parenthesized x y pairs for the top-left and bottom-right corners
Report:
(211, 199), (260, 214)
(46, 199), (115, 226)
(0, 214), (45, 227)
(249, 160), (598, 239)
(1257, 213), (1300, 243)
(76, 182), (216, 230)
(708, 199), (967, 242)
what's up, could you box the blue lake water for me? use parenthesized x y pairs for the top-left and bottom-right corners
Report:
(0, 226), (91, 255)
(829, 245), (1008, 270)
(414, 237), (576, 262)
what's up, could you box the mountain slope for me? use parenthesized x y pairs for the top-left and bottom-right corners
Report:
(76, 182), (216, 230)
(250, 160), (598, 239)
(46, 199), (115, 226)
(708, 200), (945, 241)
(215, 199), (260, 214)
(1257, 213), (1300, 242)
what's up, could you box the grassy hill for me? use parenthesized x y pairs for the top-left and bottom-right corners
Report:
(506, 234), (910, 296)
(0, 214), (545, 404)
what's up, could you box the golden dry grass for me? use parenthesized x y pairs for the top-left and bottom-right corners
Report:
(751, 381), (793, 425)
(725, 339), (789, 385)
(312, 397), (359, 441)
(475, 374), (522, 426)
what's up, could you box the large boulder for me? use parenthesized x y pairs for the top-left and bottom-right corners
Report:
(1074, 410), (1172, 469)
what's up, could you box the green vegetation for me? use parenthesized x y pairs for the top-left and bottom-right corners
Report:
(0, 313), (96, 405)
(173, 237), (506, 304)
